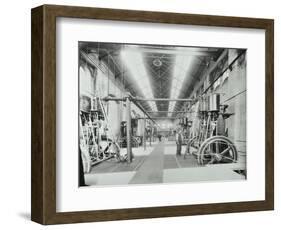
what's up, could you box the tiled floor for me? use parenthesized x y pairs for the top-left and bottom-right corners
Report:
(85, 141), (246, 186)
(130, 143), (165, 184)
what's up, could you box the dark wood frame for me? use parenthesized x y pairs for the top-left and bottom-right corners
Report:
(31, 4), (274, 225)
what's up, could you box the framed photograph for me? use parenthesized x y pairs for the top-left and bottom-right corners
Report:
(31, 4), (274, 225)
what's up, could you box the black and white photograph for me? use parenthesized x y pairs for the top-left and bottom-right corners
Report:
(78, 42), (247, 187)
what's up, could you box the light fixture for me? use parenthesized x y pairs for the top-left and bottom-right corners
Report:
(153, 58), (162, 67)
(120, 47), (157, 111)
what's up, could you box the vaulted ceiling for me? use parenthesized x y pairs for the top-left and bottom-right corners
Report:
(80, 42), (224, 119)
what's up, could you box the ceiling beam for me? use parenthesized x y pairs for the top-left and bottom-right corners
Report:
(147, 111), (187, 113)
(139, 48), (220, 56)
(133, 97), (193, 102)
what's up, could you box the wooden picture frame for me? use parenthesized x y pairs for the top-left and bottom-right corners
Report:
(31, 4), (274, 225)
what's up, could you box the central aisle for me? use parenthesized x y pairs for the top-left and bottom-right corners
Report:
(85, 141), (245, 186)
(129, 142), (165, 184)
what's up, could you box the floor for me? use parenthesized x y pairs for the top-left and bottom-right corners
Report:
(85, 141), (246, 186)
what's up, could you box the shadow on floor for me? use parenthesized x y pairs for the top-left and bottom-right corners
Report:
(17, 212), (31, 220)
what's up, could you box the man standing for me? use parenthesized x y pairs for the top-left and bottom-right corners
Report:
(176, 128), (183, 156)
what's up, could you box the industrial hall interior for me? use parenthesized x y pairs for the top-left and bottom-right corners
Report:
(78, 42), (247, 187)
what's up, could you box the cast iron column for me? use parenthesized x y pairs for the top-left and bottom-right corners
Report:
(143, 117), (146, 151)
(126, 95), (132, 163)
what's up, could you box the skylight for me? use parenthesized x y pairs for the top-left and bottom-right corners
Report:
(169, 54), (193, 114)
(120, 47), (157, 111)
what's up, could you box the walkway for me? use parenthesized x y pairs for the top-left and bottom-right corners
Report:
(129, 142), (165, 184)
(85, 141), (245, 186)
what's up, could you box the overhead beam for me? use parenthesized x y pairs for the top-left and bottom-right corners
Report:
(103, 96), (158, 125)
(138, 117), (179, 119)
(147, 111), (187, 113)
(132, 97), (193, 102)
(139, 48), (220, 56)
(103, 97), (125, 102)
(103, 96), (193, 102)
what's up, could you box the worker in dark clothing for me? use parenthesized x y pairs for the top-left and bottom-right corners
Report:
(176, 128), (183, 156)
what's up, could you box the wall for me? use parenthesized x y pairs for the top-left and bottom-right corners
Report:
(0, 0), (280, 230)
(214, 50), (247, 161)
(186, 49), (246, 163)
(80, 54), (145, 138)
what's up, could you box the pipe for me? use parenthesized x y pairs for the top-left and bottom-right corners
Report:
(130, 96), (157, 125)
(132, 97), (193, 102)
(126, 97), (132, 163)
(147, 110), (189, 113)
(137, 117), (179, 119)
(103, 97), (125, 102)
(102, 96), (157, 124)
(103, 97), (193, 102)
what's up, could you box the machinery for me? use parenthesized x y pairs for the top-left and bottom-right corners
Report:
(119, 120), (141, 148)
(79, 96), (126, 173)
(185, 93), (238, 165)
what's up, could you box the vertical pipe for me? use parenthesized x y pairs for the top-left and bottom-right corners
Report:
(143, 117), (146, 151)
(150, 123), (152, 147)
(107, 55), (110, 114)
(126, 96), (132, 163)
